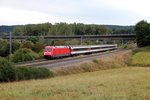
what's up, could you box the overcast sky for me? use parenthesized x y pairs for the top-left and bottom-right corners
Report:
(0, 0), (150, 25)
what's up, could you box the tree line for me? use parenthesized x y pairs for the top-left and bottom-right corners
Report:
(12, 23), (134, 36)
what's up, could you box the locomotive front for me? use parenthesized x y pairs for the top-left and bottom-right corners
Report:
(44, 46), (53, 58)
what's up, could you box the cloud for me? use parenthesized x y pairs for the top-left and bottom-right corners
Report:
(0, 0), (83, 15)
(92, 0), (150, 16)
(0, 0), (150, 25)
(0, 7), (58, 25)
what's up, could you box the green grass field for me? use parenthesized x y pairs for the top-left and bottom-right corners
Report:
(132, 47), (150, 66)
(0, 67), (150, 100)
(0, 47), (150, 100)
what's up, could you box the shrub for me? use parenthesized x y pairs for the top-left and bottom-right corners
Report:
(0, 39), (22, 57)
(15, 67), (54, 81)
(0, 57), (16, 82)
(27, 36), (39, 44)
(11, 48), (39, 63)
(12, 40), (21, 53)
(0, 39), (9, 57)
(0, 57), (53, 82)
(32, 42), (44, 53)
(38, 67), (54, 78)
(38, 50), (44, 58)
(92, 59), (99, 64)
(22, 41), (34, 49)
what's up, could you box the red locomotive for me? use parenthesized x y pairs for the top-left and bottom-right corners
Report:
(44, 46), (71, 58)
(44, 44), (117, 59)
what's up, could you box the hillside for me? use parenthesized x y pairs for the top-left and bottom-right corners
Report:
(0, 26), (15, 35)
(0, 67), (150, 100)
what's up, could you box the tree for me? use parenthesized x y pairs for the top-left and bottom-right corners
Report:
(85, 25), (96, 35)
(13, 26), (25, 36)
(73, 23), (85, 35)
(135, 20), (150, 47)
(48, 25), (58, 35)
(98, 25), (112, 34)
(0, 39), (9, 57)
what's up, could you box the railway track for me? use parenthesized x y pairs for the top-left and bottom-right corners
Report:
(15, 49), (130, 68)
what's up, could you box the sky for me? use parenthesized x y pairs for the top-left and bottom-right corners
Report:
(0, 0), (150, 25)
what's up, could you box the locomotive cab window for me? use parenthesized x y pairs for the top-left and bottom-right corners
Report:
(44, 48), (52, 52)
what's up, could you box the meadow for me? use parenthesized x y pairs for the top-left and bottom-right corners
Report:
(0, 47), (150, 100)
(131, 47), (150, 66)
(0, 67), (150, 100)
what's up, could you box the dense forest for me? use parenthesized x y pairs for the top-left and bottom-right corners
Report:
(0, 23), (134, 36)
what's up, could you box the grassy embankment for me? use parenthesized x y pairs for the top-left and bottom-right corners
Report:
(0, 47), (150, 100)
(0, 67), (150, 100)
(131, 47), (150, 66)
(51, 51), (131, 75)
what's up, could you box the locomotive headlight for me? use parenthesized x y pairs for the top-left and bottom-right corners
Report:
(44, 52), (51, 55)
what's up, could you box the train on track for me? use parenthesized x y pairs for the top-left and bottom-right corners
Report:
(44, 44), (117, 59)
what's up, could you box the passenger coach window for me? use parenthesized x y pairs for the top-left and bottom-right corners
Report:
(73, 48), (88, 51)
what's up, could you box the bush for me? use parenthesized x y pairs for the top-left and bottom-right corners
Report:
(0, 39), (9, 57)
(15, 67), (53, 81)
(0, 57), (53, 82)
(22, 41), (34, 49)
(27, 36), (39, 44)
(12, 40), (21, 53)
(92, 59), (99, 64)
(32, 42), (44, 53)
(0, 57), (16, 82)
(0, 39), (22, 57)
(11, 48), (39, 63)
(38, 50), (44, 58)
